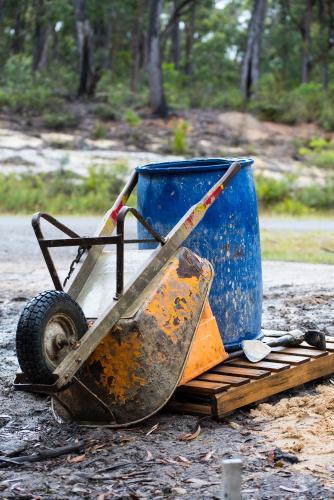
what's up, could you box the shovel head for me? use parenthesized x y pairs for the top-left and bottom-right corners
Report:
(242, 339), (272, 363)
(52, 247), (213, 427)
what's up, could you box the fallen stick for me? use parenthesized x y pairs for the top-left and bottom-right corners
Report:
(0, 440), (85, 466)
(95, 461), (134, 474)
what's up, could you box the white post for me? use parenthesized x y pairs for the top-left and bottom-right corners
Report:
(222, 458), (242, 500)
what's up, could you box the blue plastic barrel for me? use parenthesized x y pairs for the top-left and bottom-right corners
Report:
(136, 158), (262, 349)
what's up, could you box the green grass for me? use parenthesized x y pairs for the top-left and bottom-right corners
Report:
(261, 230), (334, 265)
(0, 163), (129, 214)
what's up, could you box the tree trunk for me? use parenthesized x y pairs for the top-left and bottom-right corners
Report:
(93, 4), (112, 70)
(279, 0), (290, 82)
(301, 0), (313, 84)
(73, 0), (95, 96)
(131, 0), (143, 92)
(32, 0), (50, 71)
(147, 0), (168, 117)
(185, 2), (195, 75)
(104, 5), (113, 70)
(171, 0), (181, 68)
(319, 0), (334, 89)
(12, 2), (26, 54)
(240, 0), (267, 99)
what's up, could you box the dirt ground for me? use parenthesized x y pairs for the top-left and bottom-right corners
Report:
(1, 218), (334, 499)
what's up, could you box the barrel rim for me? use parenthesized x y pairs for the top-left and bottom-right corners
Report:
(136, 157), (254, 174)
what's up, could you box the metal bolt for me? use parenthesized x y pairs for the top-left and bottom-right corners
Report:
(76, 357), (82, 363)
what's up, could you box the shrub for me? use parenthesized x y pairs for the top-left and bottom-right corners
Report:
(91, 122), (108, 140)
(105, 81), (147, 111)
(308, 137), (331, 152)
(163, 63), (189, 109)
(249, 74), (285, 121)
(314, 151), (334, 169)
(124, 109), (141, 126)
(0, 54), (56, 113)
(0, 83), (54, 114)
(296, 182), (334, 209)
(171, 119), (188, 154)
(93, 104), (119, 121)
(272, 199), (311, 216)
(255, 174), (334, 211)
(255, 175), (291, 206)
(285, 83), (323, 123)
(319, 104), (334, 131)
(42, 111), (79, 130)
(250, 79), (334, 130)
(211, 88), (244, 110)
(298, 137), (334, 169)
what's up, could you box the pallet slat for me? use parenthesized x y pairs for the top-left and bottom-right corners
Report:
(197, 373), (250, 386)
(181, 380), (230, 394)
(225, 359), (290, 371)
(264, 353), (310, 364)
(272, 347), (328, 358)
(325, 342), (334, 351)
(211, 365), (270, 379)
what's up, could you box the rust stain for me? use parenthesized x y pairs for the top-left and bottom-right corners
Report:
(88, 330), (146, 403)
(177, 252), (201, 278)
(146, 254), (206, 343)
(84, 249), (212, 410)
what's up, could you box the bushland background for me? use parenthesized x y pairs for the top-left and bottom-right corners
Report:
(0, 0), (334, 262)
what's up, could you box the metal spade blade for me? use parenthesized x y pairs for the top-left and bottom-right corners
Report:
(241, 340), (272, 362)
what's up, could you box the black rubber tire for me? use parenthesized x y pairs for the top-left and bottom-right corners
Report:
(16, 290), (87, 384)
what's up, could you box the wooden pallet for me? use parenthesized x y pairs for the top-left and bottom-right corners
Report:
(168, 337), (334, 418)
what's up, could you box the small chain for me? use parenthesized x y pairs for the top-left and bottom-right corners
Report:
(63, 246), (87, 288)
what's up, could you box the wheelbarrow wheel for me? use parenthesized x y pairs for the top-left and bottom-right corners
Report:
(16, 290), (87, 384)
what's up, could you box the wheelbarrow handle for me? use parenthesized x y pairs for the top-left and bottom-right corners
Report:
(166, 161), (241, 243)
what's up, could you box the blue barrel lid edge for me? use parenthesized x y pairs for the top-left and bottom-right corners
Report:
(136, 157), (254, 174)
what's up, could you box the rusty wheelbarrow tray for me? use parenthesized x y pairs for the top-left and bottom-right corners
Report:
(14, 162), (240, 426)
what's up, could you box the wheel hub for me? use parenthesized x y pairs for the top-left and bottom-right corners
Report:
(44, 314), (78, 367)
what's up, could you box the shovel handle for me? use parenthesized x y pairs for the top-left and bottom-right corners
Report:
(227, 349), (244, 359)
(266, 334), (303, 348)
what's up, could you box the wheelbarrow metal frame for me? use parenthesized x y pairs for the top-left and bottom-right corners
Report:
(51, 162), (241, 389)
(19, 163), (241, 404)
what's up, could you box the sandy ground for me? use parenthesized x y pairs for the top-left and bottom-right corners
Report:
(0, 217), (334, 499)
